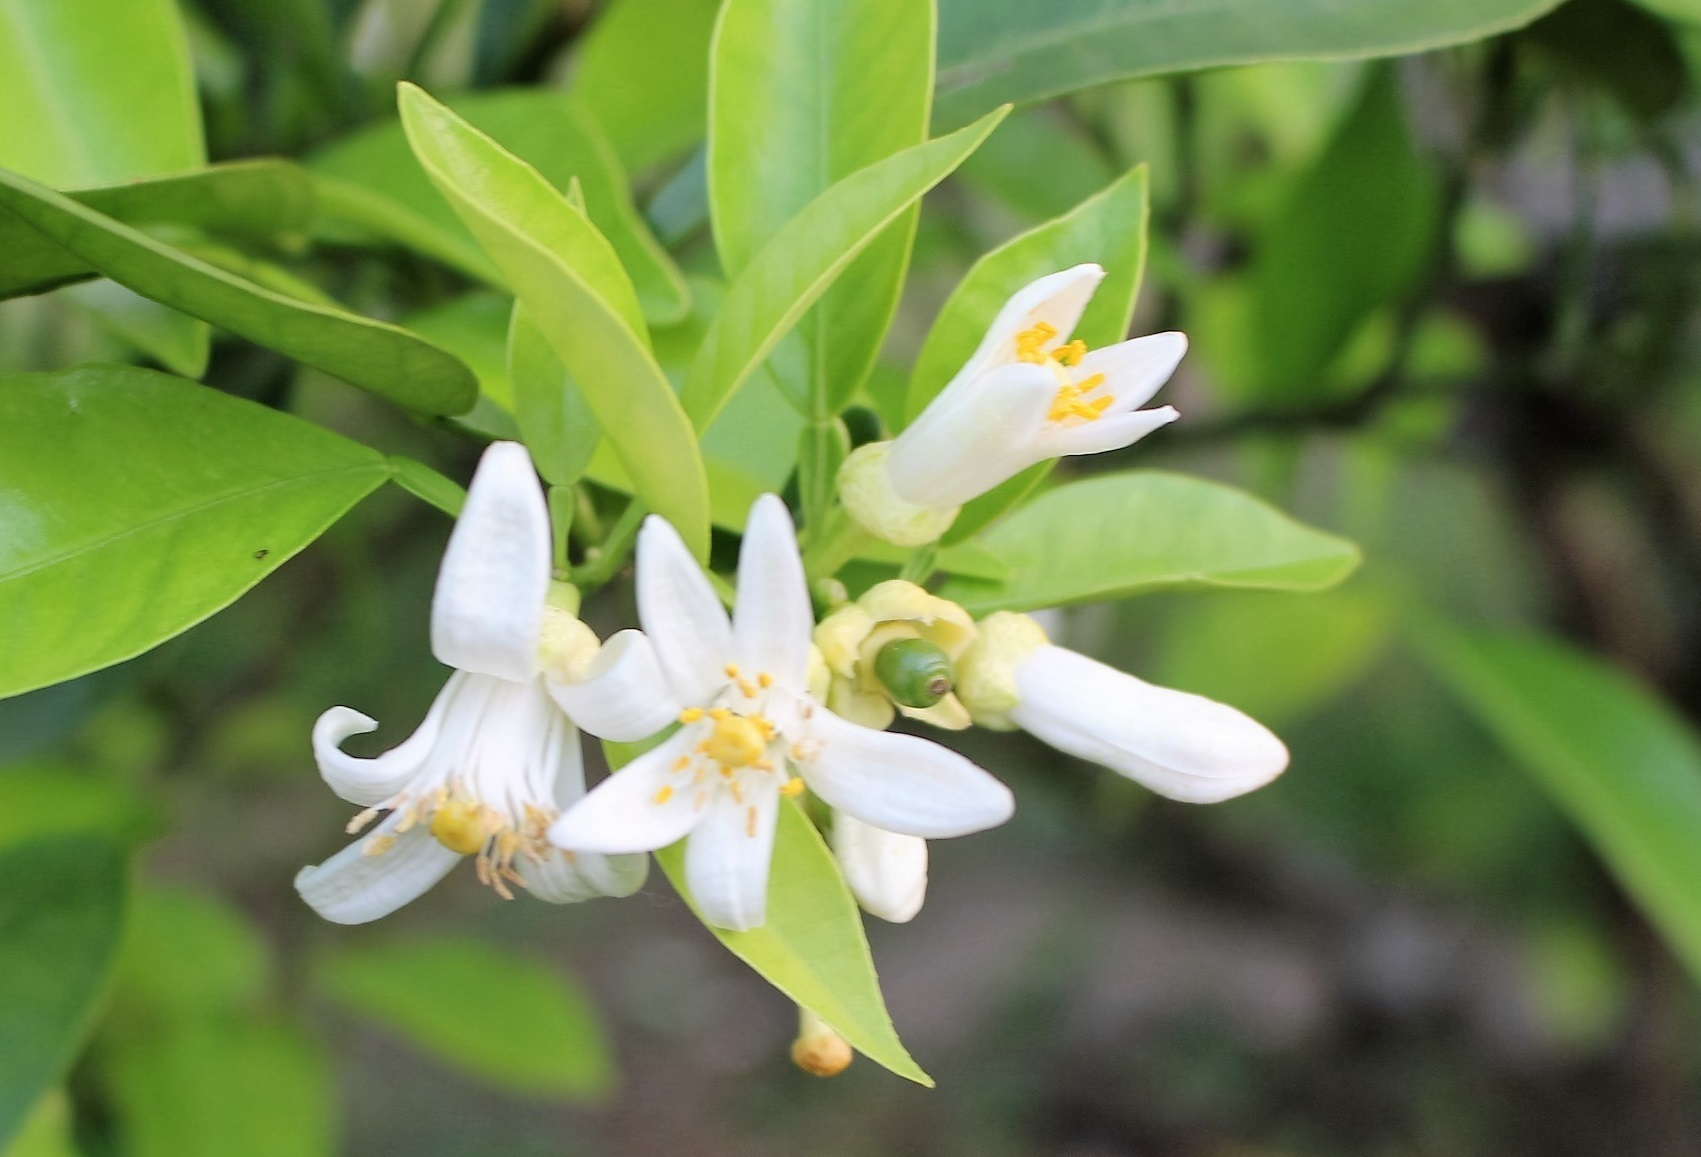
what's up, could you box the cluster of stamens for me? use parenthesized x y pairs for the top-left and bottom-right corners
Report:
(1015, 321), (1112, 425)
(348, 785), (555, 900)
(656, 663), (806, 837)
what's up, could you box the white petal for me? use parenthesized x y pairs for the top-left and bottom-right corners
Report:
(311, 671), (469, 807)
(888, 362), (1055, 509)
(518, 847), (649, 903)
(684, 774), (780, 931)
(831, 811), (927, 923)
(547, 728), (707, 854)
(294, 817), (461, 925)
(1079, 330), (1187, 411)
(957, 264), (1104, 383)
(547, 630), (683, 742)
(793, 706), (1014, 838)
(1010, 645), (1288, 803)
(1039, 406), (1179, 459)
(732, 495), (812, 690)
(636, 514), (734, 706)
(430, 441), (551, 682)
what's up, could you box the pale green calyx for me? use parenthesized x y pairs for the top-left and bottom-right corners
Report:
(537, 603), (601, 682)
(955, 611), (1050, 730)
(837, 441), (959, 548)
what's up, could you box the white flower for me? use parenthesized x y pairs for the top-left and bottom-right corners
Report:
(295, 442), (656, 924)
(548, 495), (1014, 932)
(956, 612), (1288, 804)
(840, 264), (1185, 545)
(830, 812), (928, 924)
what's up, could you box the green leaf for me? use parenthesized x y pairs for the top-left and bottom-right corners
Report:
(682, 107), (1008, 431)
(63, 280), (210, 379)
(386, 454), (467, 517)
(0, 168), (478, 415)
(709, 0), (934, 413)
(0, 0), (202, 188)
(399, 83), (711, 557)
(0, 836), (128, 1151)
(1248, 66), (1443, 404)
(116, 888), (269, 1020)
(312, 89), (690, 324)
(0, 161), (314, 300)
(1525, 0), (1690, 123)
(1420, 628), (1701, 985)
(655, 803), (932, 1086)
(315, 936), (612, 1099)
(938, 471), (1362, 614)
(574, 0), (720, 173)
(932, 0), (1566, 128)
(2, 1090), (76, 1157)
(0, 366), (391, 699)
(0, 768), (141, 851)
(508, 304), (602, 486)
(1627, 0), (1701, 23)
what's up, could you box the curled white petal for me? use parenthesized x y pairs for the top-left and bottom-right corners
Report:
(430, 441), (551, 682)
(637, 514), (735, 706)
(684, 773), (780, 931)
(1010, 645), (1288, 803)
(294, 816), (462, 925)
(311, 670), (472, 807)
(732, 495), (812, 691)
(548, 728), (707, 854)
(831, 811), (927, 924)
(547, 630), (683, 742)
(794, 704), (1014, 838)
(1079, 330), (1188, 413)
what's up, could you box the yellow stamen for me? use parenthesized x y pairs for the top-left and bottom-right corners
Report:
(758, 672), (774, 688)
(1054, 339), (1088, 366)
(679, 707), (705, 724)
(672, 756), (691, 772)
(780, 776), (805, 798)
(429, 800), (488, 856)
(1015, 321), (1057, 364)
(653, 784), (675, 805)
(724, 663), (741, 678)
(362, 834), (397, 857)
(746, 806), (758, 837)
(346, 807), (380, 835)
(701, 712), (770, 769)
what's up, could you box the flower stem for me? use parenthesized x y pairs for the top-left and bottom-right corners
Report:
(802, 508), (871, 583)
(570, 499), (646, 592)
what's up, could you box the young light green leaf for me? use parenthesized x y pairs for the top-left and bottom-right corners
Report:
(655, 803), (932, 1086)
(386, 455), (467, 517)
(508, 304), (602, 486)
(0, 837), (128, 1152)
(682, 107), (1009, 431)
(933, 0), (1565, 128)
(0, 366), (391, 700)
(1421, 627), (1701, 985)
(575, 0), (720, 173)
(399, 83), (711, 557)
(315, 937), (613, 1100)
(938, 472), (1362, 614)
(0, 168), (478, 415)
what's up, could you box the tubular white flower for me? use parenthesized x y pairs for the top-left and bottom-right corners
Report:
(843, 264), (1185, 537)
(296, 442), (648, 924)
(957, 611), (1289, 804)
(550, 495), (1014, 932)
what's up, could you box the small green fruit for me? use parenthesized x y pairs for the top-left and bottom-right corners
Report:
(873, 637), (954, 708)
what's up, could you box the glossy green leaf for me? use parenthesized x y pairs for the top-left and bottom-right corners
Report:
(574, 0), (720, 173)
(710, 0), (933, 413)
(682, 108), (1008, 431)
(0, 366), (391, 699)
(932, 0), (1565, 128)
(3, 1090), (76, 1157)
(315, 937), (612, 1099)
(399, 83), (711, 556)
(0, 837), (128, 1151)
(63, 280), (210, 379)
(0, 161), (314, 300)
(508, 304), (602, 486)
(655, 803), (931, 1085)
(1249, 66), (1443, 404)
(0, 169), (478, 415)
(313, 89), (689, 324)
(939, 472), (1362, 614)
(1421, 628), (1701, 984)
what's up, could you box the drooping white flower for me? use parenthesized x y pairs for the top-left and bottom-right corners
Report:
(296, 442), (659, 924)
(548, 495), (1014, 932)
(956, 612), (1289, 804)
(830, 812), (928, 924)
(840, 264), (1186, 545)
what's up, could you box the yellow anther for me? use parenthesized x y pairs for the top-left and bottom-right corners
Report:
(730, 779), (745, 805)
(679, 707), (705, 724)
(653, 784), (675, 805)
(759, 672), (774, 688)
(724, 663), (741, 678)
(429, 800), (488, 856)
(1015, 321), (1057, 364)
(672, 756), (691, 772)
(346, 807), (380, 835)
(746, 806), (759, 837)
(701, 712), (770, 769)
(362, 834), (397, 857)
(1055, 339), (1088, 366)
(1048, 375), (1113, 423)
(738, 678), (758, 698)
(753, 758), (774, 772)
(709, 707), (732, 721)
(780, 776), (805, 798)
(1077, 372), (1105, 392)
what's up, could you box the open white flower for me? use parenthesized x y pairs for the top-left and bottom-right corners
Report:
(296, 442), (655, 924)
(956, 612), (1289, 804)
(840, 264), (1186, 545)
(549, 495), (1014, 932)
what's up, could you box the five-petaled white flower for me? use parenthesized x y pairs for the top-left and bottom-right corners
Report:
(549, 495), (1015, 932)
(956, 612), (1289, 804)
(296, 442), (661, 924)
(840, 263), (1187, 545)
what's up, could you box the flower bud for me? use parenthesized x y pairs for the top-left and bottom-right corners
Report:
(873, 637), (953, 708)
(812, 581), (976, 730)
(791, 1008), (854, 1077)
(955, 611), (1049, 730)
(837, 441), (959, 547)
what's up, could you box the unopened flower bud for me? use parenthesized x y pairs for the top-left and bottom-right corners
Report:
(791, 1008), (853, 1077)
(837, 441), (958, 547)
